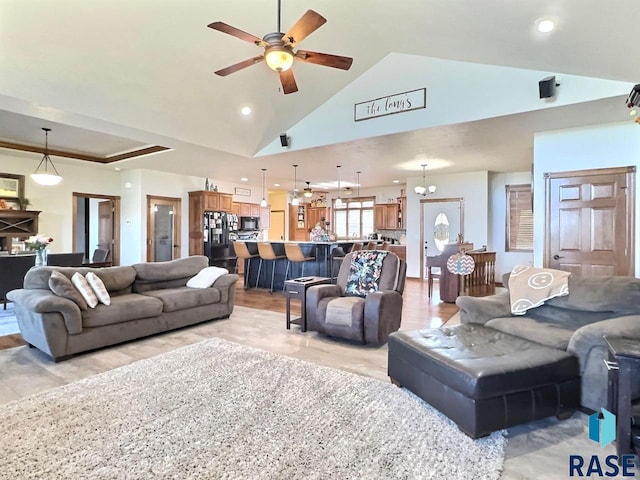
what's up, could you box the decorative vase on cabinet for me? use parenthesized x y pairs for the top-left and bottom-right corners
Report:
(35, 249), (48, 267)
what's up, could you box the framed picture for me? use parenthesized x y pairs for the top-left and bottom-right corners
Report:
(0, 173), (25, 199)
(0, 198), (20, 210)
(234, 187), (251, 196)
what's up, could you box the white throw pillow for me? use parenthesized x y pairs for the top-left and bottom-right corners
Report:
(71, 272), (99, 308)
(86, 271), (111, 306)
(186, 266), (228, 289)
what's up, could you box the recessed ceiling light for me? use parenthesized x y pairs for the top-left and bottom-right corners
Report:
(241, 177), (249, 182)
(536, 19), (555, 33)
(274, 183), (280, 187)
(241, 106), (252, 116)
(392, 179), (400, 184)
(114, 167), (121, 171)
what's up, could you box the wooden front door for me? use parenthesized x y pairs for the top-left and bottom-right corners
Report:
(545, 167), (635, 276)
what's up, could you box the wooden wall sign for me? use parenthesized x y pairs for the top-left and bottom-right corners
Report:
(354, 88), (426, 122)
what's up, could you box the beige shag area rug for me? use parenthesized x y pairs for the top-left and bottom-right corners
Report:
(0, 338), (505, 479)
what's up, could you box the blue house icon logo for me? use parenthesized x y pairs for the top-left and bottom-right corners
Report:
(588, 408), (616, 447)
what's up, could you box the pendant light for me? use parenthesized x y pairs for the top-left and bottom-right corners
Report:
(260, 168), (267, 207)
(291, 164), (300, 206)
(414, 164), (436, 196)
(31, 128), (63, 186)
(335, 165), (343, 207)
(356, 170), (361, 198)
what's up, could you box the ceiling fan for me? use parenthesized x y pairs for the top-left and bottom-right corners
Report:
(208, 1), (353, 94)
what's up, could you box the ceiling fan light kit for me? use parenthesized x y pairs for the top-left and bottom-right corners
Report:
(208, 3), (353, 94)
(32, 127), (63, 186)
(303, 181), (313, 198)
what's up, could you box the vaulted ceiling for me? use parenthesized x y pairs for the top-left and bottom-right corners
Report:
(0, 1), (636, 190)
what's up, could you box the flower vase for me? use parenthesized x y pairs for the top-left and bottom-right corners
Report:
(35, 249), (47, 267)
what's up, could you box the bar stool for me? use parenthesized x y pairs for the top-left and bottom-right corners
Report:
(350, 242), (363, 252)
(365, 241), (378, 250)
(233, 241), (260, 289)
(329, 246), (347, 283)
(283, 243), (315, 287)
(380, 241), (391, 251)
(256, 242), (286, 293)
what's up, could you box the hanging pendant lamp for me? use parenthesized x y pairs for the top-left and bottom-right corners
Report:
(414, 164), (436, 196)
(260, 168), (268, 207)
(291, 164), (300, 206)
(335, 165), (343, 207)
(31, 128), (63, 186)
(356, 171), (361, 197)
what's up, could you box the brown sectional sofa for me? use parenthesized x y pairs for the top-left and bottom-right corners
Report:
(7, 256), (238, 361)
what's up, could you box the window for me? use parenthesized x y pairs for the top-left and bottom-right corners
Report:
(506, 184), (533, 251)
(333, 197), (375, 239)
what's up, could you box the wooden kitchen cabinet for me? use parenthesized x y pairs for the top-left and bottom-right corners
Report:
(398, 196), (406, 230)
(306, 206), (329, 230)
(232, 202), (261, 217)
(196, 191), (233, 212)
(289, 204), (308, 241)
(188, 190), (233, 255)
(374, 203), (399, 230)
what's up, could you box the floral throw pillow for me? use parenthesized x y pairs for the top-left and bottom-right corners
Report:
(344, 250), (389, 297)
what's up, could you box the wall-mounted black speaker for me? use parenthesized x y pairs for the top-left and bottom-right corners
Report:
(279, 134), (289, 147)
(539, 76), (557, 99)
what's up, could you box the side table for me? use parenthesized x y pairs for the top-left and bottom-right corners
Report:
(604, 336), (640, 459)
(284, 276), (331, 332)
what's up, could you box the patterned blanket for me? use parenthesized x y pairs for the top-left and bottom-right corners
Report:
(345, 250), (389, 297)
(508, 265), (570, 315)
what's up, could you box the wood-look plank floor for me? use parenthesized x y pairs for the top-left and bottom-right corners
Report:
(0, 278), (458, 352)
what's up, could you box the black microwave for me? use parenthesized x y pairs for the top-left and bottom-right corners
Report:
(240, 216), (260, 231)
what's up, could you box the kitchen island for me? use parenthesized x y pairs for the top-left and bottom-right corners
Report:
(238, 240), (357, 291)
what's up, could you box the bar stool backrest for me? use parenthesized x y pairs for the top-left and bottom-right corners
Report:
(284, 243), (307, 262)
(257, 242), (278, 260)
(234, 241), (254, 259)
(365, 241), (378, 250)
(350, 242), (363, 252)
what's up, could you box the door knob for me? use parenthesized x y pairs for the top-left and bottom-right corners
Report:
(552, 254), (564, 260)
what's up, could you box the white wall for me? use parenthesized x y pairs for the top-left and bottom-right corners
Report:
(533, 122), (640, 276)
(0, 152), (120, 254)
(406, 171), (489, 278)
(489, 171), (534, 281)
(0, 151), (264, 263)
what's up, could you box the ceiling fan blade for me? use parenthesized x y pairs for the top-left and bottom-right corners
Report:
(214, 56), (264, 77)
(283, 10), (327, 46)
(295, 50), (353, 70)
(207, 21), (262, 45)
(279, 69), (298, 95)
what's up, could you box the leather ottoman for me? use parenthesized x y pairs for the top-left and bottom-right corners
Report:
(387, 323), (581, 438)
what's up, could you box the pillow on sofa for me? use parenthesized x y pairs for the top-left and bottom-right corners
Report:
(186, 266), (228, 289)
(86, 272), (111, 305)
(48, 270), (88, 311)
(508, 265), (570, 315)
(71, 272), (99, 308)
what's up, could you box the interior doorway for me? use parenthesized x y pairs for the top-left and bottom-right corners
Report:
(72, 192), (120, 265)
(420, 198), (464, 280)
(270, 210), (285, 240)
(545, 166), (635, 276)
(146, 195), (181, 262)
